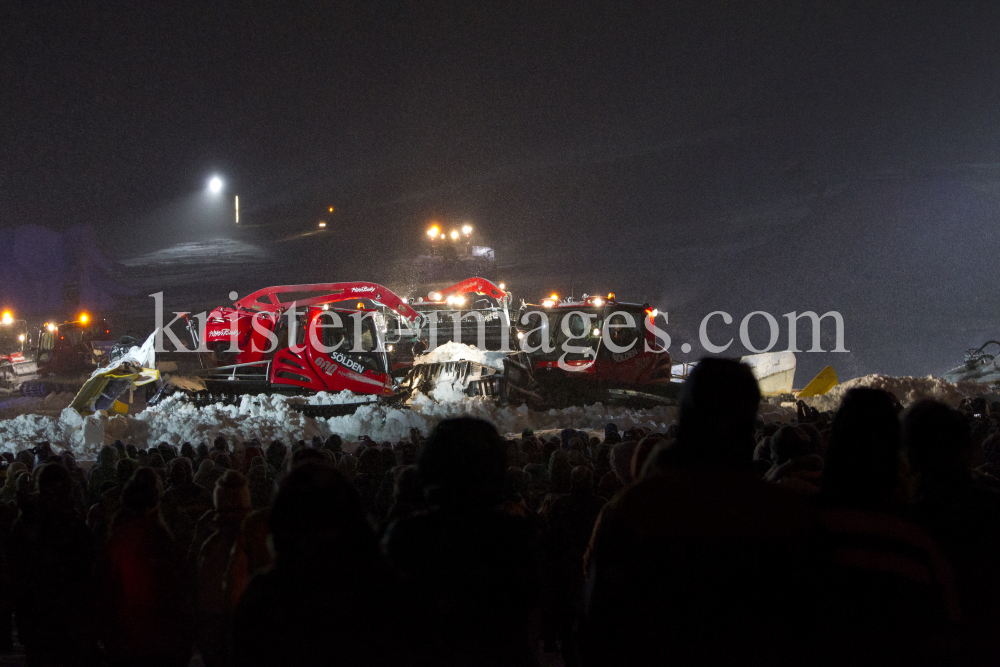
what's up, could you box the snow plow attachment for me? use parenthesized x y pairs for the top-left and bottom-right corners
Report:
(0, 355), (36, 392)
(499, 351), (677, 410)
(70, 332), (160, 416)
(796, 366), (839, 398)
(402, 359), (506, 400)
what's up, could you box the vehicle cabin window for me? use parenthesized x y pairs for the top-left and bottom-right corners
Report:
(556, 312), (590, 345)
(607, 312), (639, 349)
(320, 315), (347, 350)
(556, 311), (599, 361)
(359, 325), (375, 352)
(314, 312), (384, 373)
(383, 314), (403, 343)
(521, 311), (549, 349)
(295, 316), (307, 347)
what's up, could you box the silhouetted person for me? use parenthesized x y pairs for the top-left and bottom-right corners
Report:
(522, 463), (549, 512)
(818, 389), (961, 665)
(387, 465), (426, 524)
(87, 457), (139, 543)
(194, 458), (219, 490)
(238, 444), (263, 475)
(195, 442), (210, 465)
(764, 424), (823, 494)
(354, 447), (384, 521)
(96, 467), (193, 667)
(160, 457), (212, 554)
(10, 462), (100, 666)
(538, 449), (572, 517)
(384, 417), (540, 667)
(582, 358), (816, 666)
(1, 462), (26, 503)
(88, 445), (118, 501)
(543, 466), (606, 665)
(223, 508), (272, 611)
(246, 459), (274, 509)
(194, 470), (252, 667)
(156, 442), (176, 464)
(904, 399), (1000, 662)
(232, 462), (393, 666)
(500, 467), (530, 518)
(336, 452), (357, 482)
(264, 440), (286, 476)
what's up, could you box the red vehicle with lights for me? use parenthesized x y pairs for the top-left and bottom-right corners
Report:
(503, 292), (677, 408)
(159, 278), (512, 412)
(188, 282), (420, 406)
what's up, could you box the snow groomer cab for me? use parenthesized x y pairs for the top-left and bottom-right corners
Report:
(504, 292), (676, 408)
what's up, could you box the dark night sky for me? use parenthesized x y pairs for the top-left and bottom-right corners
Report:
(3, 2), (1000, 378)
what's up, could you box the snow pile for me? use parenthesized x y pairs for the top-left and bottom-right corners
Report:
(132, 393), (329, 449)
(325, 398), (679, 443)
(301, 391), (379, 406)
(2, 372), (994, 460)
(424, 375), (469, 403)
(413, 341), (508, 370)
(0, 390), (679, 459)
(801, 374), (988, 412)
(0, 407), (111, 456)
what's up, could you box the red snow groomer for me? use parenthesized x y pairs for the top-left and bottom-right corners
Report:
(157, 278), (513, 415)
(502, 293), (678, 409)
(185, 282), (419, 413)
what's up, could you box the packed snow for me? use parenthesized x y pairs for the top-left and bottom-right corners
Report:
(412, 341), (508, 370)
(0, 390), (679, 459)
(0, 361), (994, 460)
(800, 374), (993, 412)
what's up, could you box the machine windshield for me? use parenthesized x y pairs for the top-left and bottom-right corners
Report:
(312, 311), (385, 373)
(521, 308), (603, 361)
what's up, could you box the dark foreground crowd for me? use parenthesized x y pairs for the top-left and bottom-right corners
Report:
(2, 358), (1000, 666)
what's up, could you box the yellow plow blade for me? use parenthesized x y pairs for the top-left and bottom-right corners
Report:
(796, 366), (839, 398)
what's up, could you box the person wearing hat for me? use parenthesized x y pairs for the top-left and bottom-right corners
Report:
(582, 358), (816, 666)
(193, 470), (252, 666)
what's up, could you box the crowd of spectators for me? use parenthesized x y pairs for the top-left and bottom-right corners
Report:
(0, 356), (999, 665)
